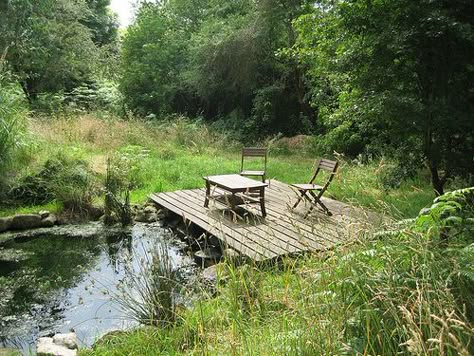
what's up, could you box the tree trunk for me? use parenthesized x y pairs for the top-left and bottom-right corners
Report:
(428, 161), (444, 196)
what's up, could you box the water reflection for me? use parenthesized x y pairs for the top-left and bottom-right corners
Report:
(0, 223), (194, 353)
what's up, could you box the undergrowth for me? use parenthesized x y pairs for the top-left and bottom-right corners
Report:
(82, 188), (474, 355)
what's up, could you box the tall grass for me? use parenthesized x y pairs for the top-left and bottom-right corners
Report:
(0, 72), (28, 175)
(112, 241), (178, 327)
(83, 189), (474, 355)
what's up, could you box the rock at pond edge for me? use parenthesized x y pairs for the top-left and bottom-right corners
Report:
(37, 332), (78, 356)
(10, 214), (42, 231)
(0, 217), (12, 233)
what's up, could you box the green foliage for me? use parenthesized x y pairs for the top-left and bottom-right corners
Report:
(0, 0), (118, 100)
(0, 72), (27, 175)
(9, 154), (97, 215)
(293, 0), (474, 194)
(415, 187), (474, 242)
(120, 0), (313, 138)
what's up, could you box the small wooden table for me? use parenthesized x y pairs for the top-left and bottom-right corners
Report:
(204, 174), (268, 217)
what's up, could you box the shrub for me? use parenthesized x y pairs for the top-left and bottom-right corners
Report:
(9, 155), (98, 215)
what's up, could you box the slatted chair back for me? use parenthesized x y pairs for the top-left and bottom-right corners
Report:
(309, 159), (338, 189)
(241, 147), (267, 170)
(240, 147), (268, 182)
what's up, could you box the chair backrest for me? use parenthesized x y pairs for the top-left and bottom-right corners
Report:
(309, 159), (339, 188)
(241, 147), (268, 171)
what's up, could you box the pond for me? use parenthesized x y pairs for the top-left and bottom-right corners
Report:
(0, 223), (196, 353)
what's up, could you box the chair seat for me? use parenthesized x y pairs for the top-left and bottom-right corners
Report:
(240, 170), (265, 176)
(291, 183), (323, 191)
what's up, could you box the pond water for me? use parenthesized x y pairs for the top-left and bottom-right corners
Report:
(0, 223), (196, 353)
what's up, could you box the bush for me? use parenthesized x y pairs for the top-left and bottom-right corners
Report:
(9, 155), (98, 214)
(32, 80), (125, 116)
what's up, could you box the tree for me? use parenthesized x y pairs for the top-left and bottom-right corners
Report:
(294, 0), (474, 195)
(120, 0), (314, 139)
(0, 0), (118, 98)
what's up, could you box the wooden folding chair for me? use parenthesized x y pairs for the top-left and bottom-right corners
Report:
(291, 159), (338, 218)
(240, 147), (267, 183)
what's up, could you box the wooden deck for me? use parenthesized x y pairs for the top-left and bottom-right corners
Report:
(150, 180), (379, 261)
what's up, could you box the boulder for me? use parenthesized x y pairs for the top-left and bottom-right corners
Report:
(37, 333), (77, 356)
(202, 265), (218, 285)
(194, 248), (221, 267)
(52, 333), (78, 350)
(134, 211), (147, 223)
(41, 214), (57, 228)
(10, 214), (42, 230)
(88, 205), (104, 221)
(0, 217), (12, 233)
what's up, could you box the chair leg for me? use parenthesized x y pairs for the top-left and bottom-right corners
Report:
(259, 187), (266, 217)
(309, 191), (332, 216)
(318, 199), (332, 216)
(292, 190), (308, 209)
(204, 180), (210, 208)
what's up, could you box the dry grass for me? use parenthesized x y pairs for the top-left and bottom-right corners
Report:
(29, 114), (158, 151)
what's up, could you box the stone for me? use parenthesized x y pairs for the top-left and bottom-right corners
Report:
(10, 214), (42, 230)
(202, 265), (218, 285)
(0, 217), (12, 233)
(134, 211), (147, 223)
(156, 209), (166, 219)
(223, 248), (240, 260)
(52, 332), (78, 350)
(38, 211), (50, 219)
(37, 332), (78, 356)
(41, 214), (57, 228)
(143, 205), (157, 214)
(88, 205), (104, 220)
(145, 212), (158, 223)
(194, 248), (221, 267)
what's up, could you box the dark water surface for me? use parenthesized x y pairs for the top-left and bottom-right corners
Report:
(0, 223), (195, 353)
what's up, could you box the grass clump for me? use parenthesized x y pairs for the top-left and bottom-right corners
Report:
(0, 72), (28, 186)
(113, 241), (178, 327)
(8, 154), (98, 216)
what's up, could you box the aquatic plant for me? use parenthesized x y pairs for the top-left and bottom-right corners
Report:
(104, 157), (132, 226)
(113, 241), (178, 327)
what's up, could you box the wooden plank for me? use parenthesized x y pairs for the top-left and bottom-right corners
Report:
(181, 189), (312, 254)
(156, 192), (278, 260)
(171, 190), (294, 256)
(196, 188), (337, 249)
(149, 179), (361, 261)
(259, 187), (345, 244)
(150, 193), (269, 260)
(205, 184), (342, 245)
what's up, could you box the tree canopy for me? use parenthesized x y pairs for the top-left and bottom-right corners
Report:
(0, 0), (118, 98)
(0, 0), (472, 194)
